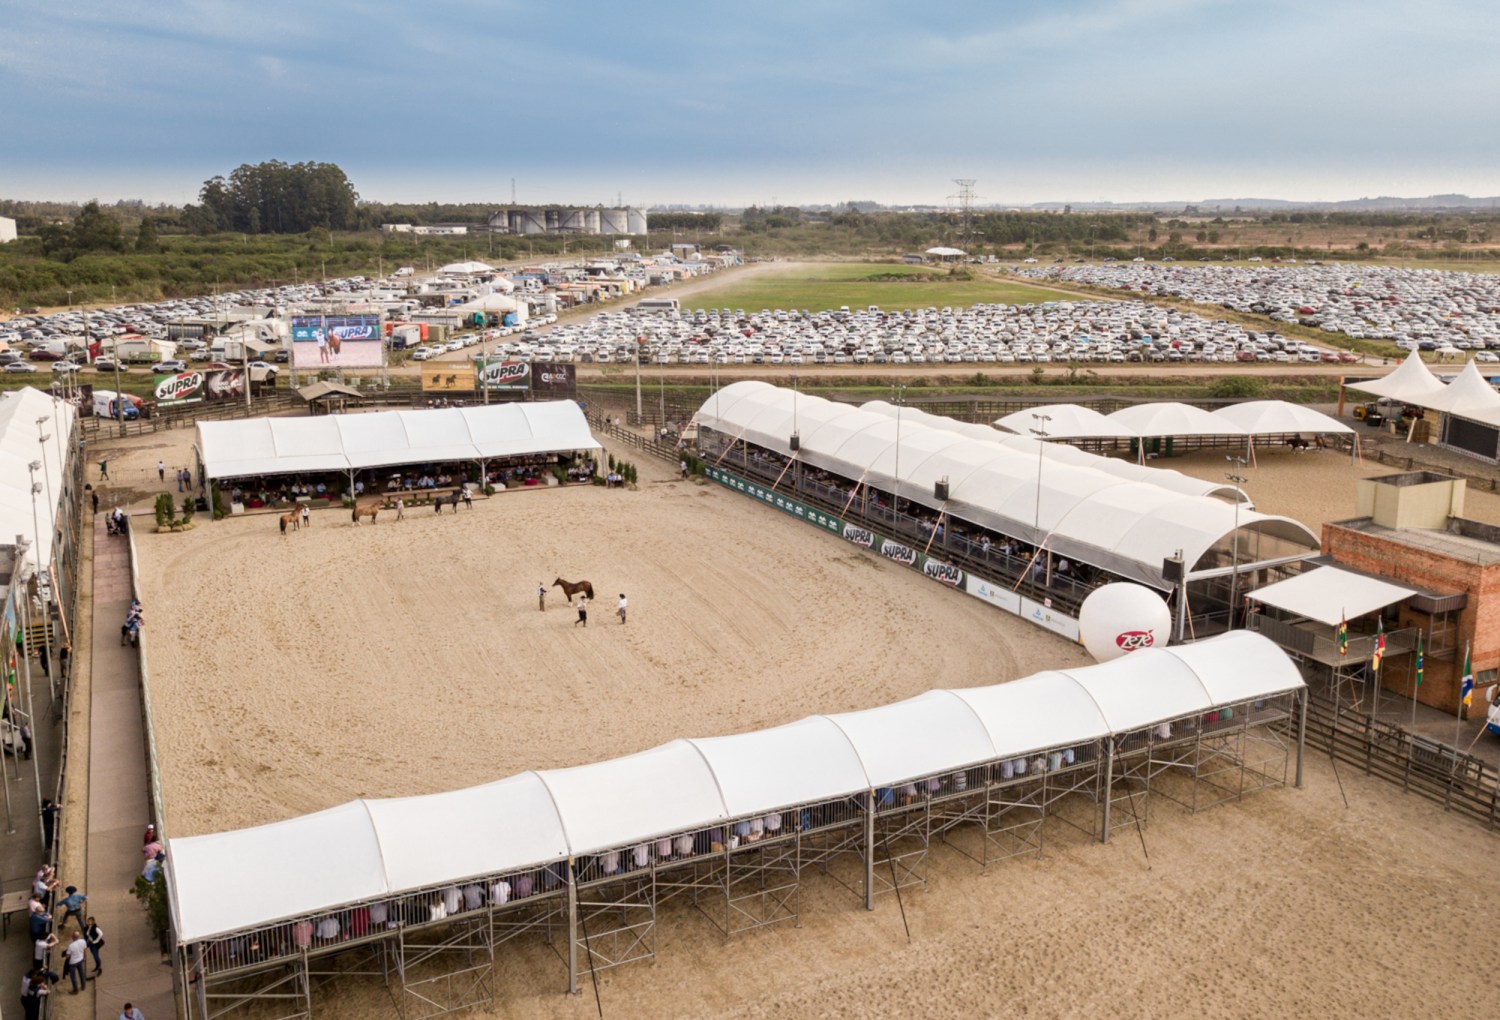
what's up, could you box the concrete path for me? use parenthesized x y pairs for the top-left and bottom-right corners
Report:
(87, 516), (172, 1020)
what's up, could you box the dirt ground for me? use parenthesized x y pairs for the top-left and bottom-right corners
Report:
(110, 409), (1500, 1019)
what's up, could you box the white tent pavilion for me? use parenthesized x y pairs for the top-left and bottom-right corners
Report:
(1347, 349), (1447, 403)
(1107, 402), (1247, 462)
(0, 387), (76, 570)
(995, 403), (1135, 441)
(1211, 400), (1358, 464)
(166, 630), (1303, 945)
(195, 402), (600, 481)
(1247, 566), (1416, 627)
(1420, 360), (1500, 416)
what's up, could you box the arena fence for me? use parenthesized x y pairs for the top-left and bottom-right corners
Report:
(175, 692), (1304, 1020)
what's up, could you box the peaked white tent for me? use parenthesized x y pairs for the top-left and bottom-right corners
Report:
(196, 402), (600, 480)
(698, 382), (1317, 587)
(1421, 360), (1500, 416)
(1348, 349), (1447, 403)
(1107, 402), (1247, 439)
(166, 630), (1302, 944)
(995, 403), (1134, 441)
(1210, 400), (1354, 438)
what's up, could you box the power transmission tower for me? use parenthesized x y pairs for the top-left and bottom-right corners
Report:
(949, 179), (978, 243)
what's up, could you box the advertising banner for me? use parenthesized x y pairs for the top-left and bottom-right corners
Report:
(291, 314), (384, 369)
(204, 369), (245, 402)
(475, 361), (531, 391)
(531, 363), (577, 396)
(154, 371), (206, 406)
(964, 575), (1022, 614)
(1019, 597), (1082, 642)
(422, 363), (473, 393)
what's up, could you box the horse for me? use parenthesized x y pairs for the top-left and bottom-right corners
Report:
(434, 492), (461, 514)
(351, 505), (380, 525)
(1285, 436), (1310, 453)
(552, 578), (595, 603)
(279, 511), (299, 535)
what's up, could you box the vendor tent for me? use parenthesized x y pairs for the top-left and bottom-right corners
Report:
(166, 630), (1303, 943)
(196, 402), (599, 480)
(995, 403), (1135, 441)
(1107, 402), (1247, 440)
(1210, 400), (1354, 438)
(1246, 566), (1416, 627)
(1347, 350), (1447, 404)
(1419, 360), (1500, 416)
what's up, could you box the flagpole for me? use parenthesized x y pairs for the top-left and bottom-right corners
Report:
(1456, 640), (1471, 746)
(1410, 633), (1420, 730)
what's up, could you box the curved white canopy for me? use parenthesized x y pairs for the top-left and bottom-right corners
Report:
(701, 383), (1314, 586)
(1211, 400), (1355, 436)
(1107, 402), (1247, 439)
(1348, 349), (1447, 403)
(166, 631), (1303, 944)
(197, 402), (600, 480)
(995, 403), (1135, 440)
(0, 388), (75, 570)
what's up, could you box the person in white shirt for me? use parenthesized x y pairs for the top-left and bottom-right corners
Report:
(64, 932), (88, 993)
(440, 886), (462, 915)
(489, 880), (511, 906)
(616, 593), (628, 624)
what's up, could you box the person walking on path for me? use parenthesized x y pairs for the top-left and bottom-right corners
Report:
(176, 469), (184, 493)
(84, 917), (104, 975)
(617, 593), (628, 624)
(156, 460), (165, 482)
(574, 594), (588, 628)
(98, 459), (108, 480)
(63, 931), (87, 993)
(40, 799), (58, 852)
(680, 459), (688, 480)
(537, 582), (546, 612)
(90, 489), (99, 515)
(119, 1003), (145, 1020)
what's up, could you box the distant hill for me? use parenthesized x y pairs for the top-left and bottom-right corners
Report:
(1021, 195), (1500, 213)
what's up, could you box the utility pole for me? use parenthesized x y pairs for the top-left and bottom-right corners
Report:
(1225, 457), (1249, 629)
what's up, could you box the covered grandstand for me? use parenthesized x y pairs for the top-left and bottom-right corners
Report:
(167, 630), (1307, 1019)
(694, 382), (1319, 633)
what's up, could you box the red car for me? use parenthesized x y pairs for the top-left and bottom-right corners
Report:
(1337, 352), (1360, 363)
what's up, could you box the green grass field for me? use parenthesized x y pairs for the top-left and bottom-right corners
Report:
(680, 263), (1071, 313)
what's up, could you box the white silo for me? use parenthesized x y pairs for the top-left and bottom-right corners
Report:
(599, 208), (630, 234)
(626, 208), (648, 235)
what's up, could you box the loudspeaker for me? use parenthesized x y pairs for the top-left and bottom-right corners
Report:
(934, 478), (950, 501)
(789, 433), (800, 452)
(1162, 557), (1185, 583)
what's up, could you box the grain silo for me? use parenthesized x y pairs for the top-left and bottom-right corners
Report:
(598, 208), (630, 234)
(626, 207), (649, 235)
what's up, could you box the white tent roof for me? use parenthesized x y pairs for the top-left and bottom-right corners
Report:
(1247, 566), (1416, 627)
(453, 293), (521, 314)
(995, 403), (1135, 440)
(166, 631), (1302, 943)
(1210, 400), (1355, 436)
(1107, 402), (1247, 439)
(1348, 349), (1448, 403)
(0, 388), (76, 570)
(702, 383), (1312, 586)
(438, 260), (496, 276)
(1420, 360), (1500, 416)
(866, 401), (1246, 504)
(197, 402), (600, 480)
(924, 246), (967, 257)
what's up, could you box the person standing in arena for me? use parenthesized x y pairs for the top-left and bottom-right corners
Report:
(617, 593), (628, 624)
(537, 582), (546, 612)
(574, 594), (588, 628)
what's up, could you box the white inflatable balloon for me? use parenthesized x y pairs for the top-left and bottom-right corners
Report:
(1078, 583), (1172, 663)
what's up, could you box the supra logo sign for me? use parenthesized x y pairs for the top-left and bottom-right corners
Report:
(156, 372), (204, 401)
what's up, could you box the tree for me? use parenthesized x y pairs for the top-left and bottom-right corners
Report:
(194, 161), (360, 234)
(1148, 227), (1158, 243)
(135, 214), (161, 253)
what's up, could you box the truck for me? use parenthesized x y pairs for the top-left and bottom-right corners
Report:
(92, 390), (141, 420)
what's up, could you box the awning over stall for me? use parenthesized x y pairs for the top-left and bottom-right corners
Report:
(1247, 566), (1416, 626)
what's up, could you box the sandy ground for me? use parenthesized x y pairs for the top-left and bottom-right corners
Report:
(111, 414), (1500, 1019)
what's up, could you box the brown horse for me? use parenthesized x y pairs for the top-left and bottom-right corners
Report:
(279, 511), (299, 535)
(351, 505), (380, 525)
(552, 578), (594, 603)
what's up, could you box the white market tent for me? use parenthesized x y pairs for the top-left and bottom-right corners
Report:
(1107, 402), (1247, 440)
(1247, 566), (1416, 627)
(924, 246), (967, 258)
(870, 401), (1246, 503)
(0, 388), (75, 570)
(196, 402), (600, 480)
(166, 630), (1302, 943)
(995, 403), (1135, 441)
(437, 260), (497, 276)
(698, 382), (1316, 587)
(1420, 360), (1500, 417)
(1210, 400), (1354, 438)
(1347, 349), (1448, 404)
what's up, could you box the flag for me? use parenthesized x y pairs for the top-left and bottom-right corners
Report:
(1461, 647), (1474, 707)
(1337, 613), (1348, 658)
(1372, 619), (1385, 672)
(1415, 633), (1424, 686)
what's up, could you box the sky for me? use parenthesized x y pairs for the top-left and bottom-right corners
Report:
(3, 0), (1499, 208)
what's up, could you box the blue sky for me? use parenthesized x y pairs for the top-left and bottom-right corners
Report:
(4, 0), (1498, 207)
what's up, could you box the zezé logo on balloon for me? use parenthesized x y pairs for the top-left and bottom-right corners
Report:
(1115, 630), (1156, 652)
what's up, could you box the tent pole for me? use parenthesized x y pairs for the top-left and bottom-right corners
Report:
(1295, 688), (1308, 789)
(1100, 738), (1116, 844)
(566, 857), (579, 994)
(864, 793), (876, 911)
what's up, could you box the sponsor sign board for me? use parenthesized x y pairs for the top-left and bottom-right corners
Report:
(704, 466), (842, 534)
(531, 363), (577, 395)
(291, 314), (384, 369)
(422, 363), (474, 393)
(1020, 597), (1082, 642)
(964, 575), (1023, 614)
(476, 361), (531, 391)
(154, 371), (205, 406)
(1115, 629), (1159, 653)
(204, 369), (245, 402)
(922, 558), (965, 588)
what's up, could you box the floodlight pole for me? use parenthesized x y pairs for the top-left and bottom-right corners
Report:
(892, 384), (905, 513)
(1029, 413), (1052, 535)
(1226, 457), (1249, 629)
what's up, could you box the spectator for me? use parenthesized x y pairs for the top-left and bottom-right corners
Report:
(33, 931), (57, 969)
(84, 917), (104, 975)
(489, 879), (511, 906)
(39, 800), (58, 852)
(119, 1003), (145, 1020)
(143, 851), (165, 882)
(59, 886), (86, 928)
(64, 930), (87, 993)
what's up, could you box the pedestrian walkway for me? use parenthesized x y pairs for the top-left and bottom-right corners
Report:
(87, 515), (171, 1020)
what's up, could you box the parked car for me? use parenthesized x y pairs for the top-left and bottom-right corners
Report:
(3, 363), (38, 373)
(151, 359), (188, 373)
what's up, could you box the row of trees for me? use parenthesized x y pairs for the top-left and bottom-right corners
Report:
(185, 161), (361, 234)
(35, 201), (160, 260)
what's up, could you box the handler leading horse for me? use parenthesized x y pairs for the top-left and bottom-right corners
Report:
(552, 578), (595, 603)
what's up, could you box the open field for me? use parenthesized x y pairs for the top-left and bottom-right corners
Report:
(115, 416), (1500, 1019)
(678, 261), (1068, 312)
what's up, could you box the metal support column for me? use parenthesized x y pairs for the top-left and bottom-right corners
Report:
(1295, 689), (1308, 789)
(1100, 739), (1116, 844)
(863, 795), (875, 911)
(566, 859), (579, 994)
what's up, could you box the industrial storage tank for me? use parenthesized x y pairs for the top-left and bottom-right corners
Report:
(545, 209), (564, 232)
(598, 208), (630, 234)
(582, 209), (602, 234)
(512, 209), (548, 235)
(487, 210), (513, 233)
(626, 207), (649, 235)
(559, 208), (589, 233)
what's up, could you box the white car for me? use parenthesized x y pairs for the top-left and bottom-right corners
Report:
(151, 359), (188, 373)
(411, 347), (433, 361)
